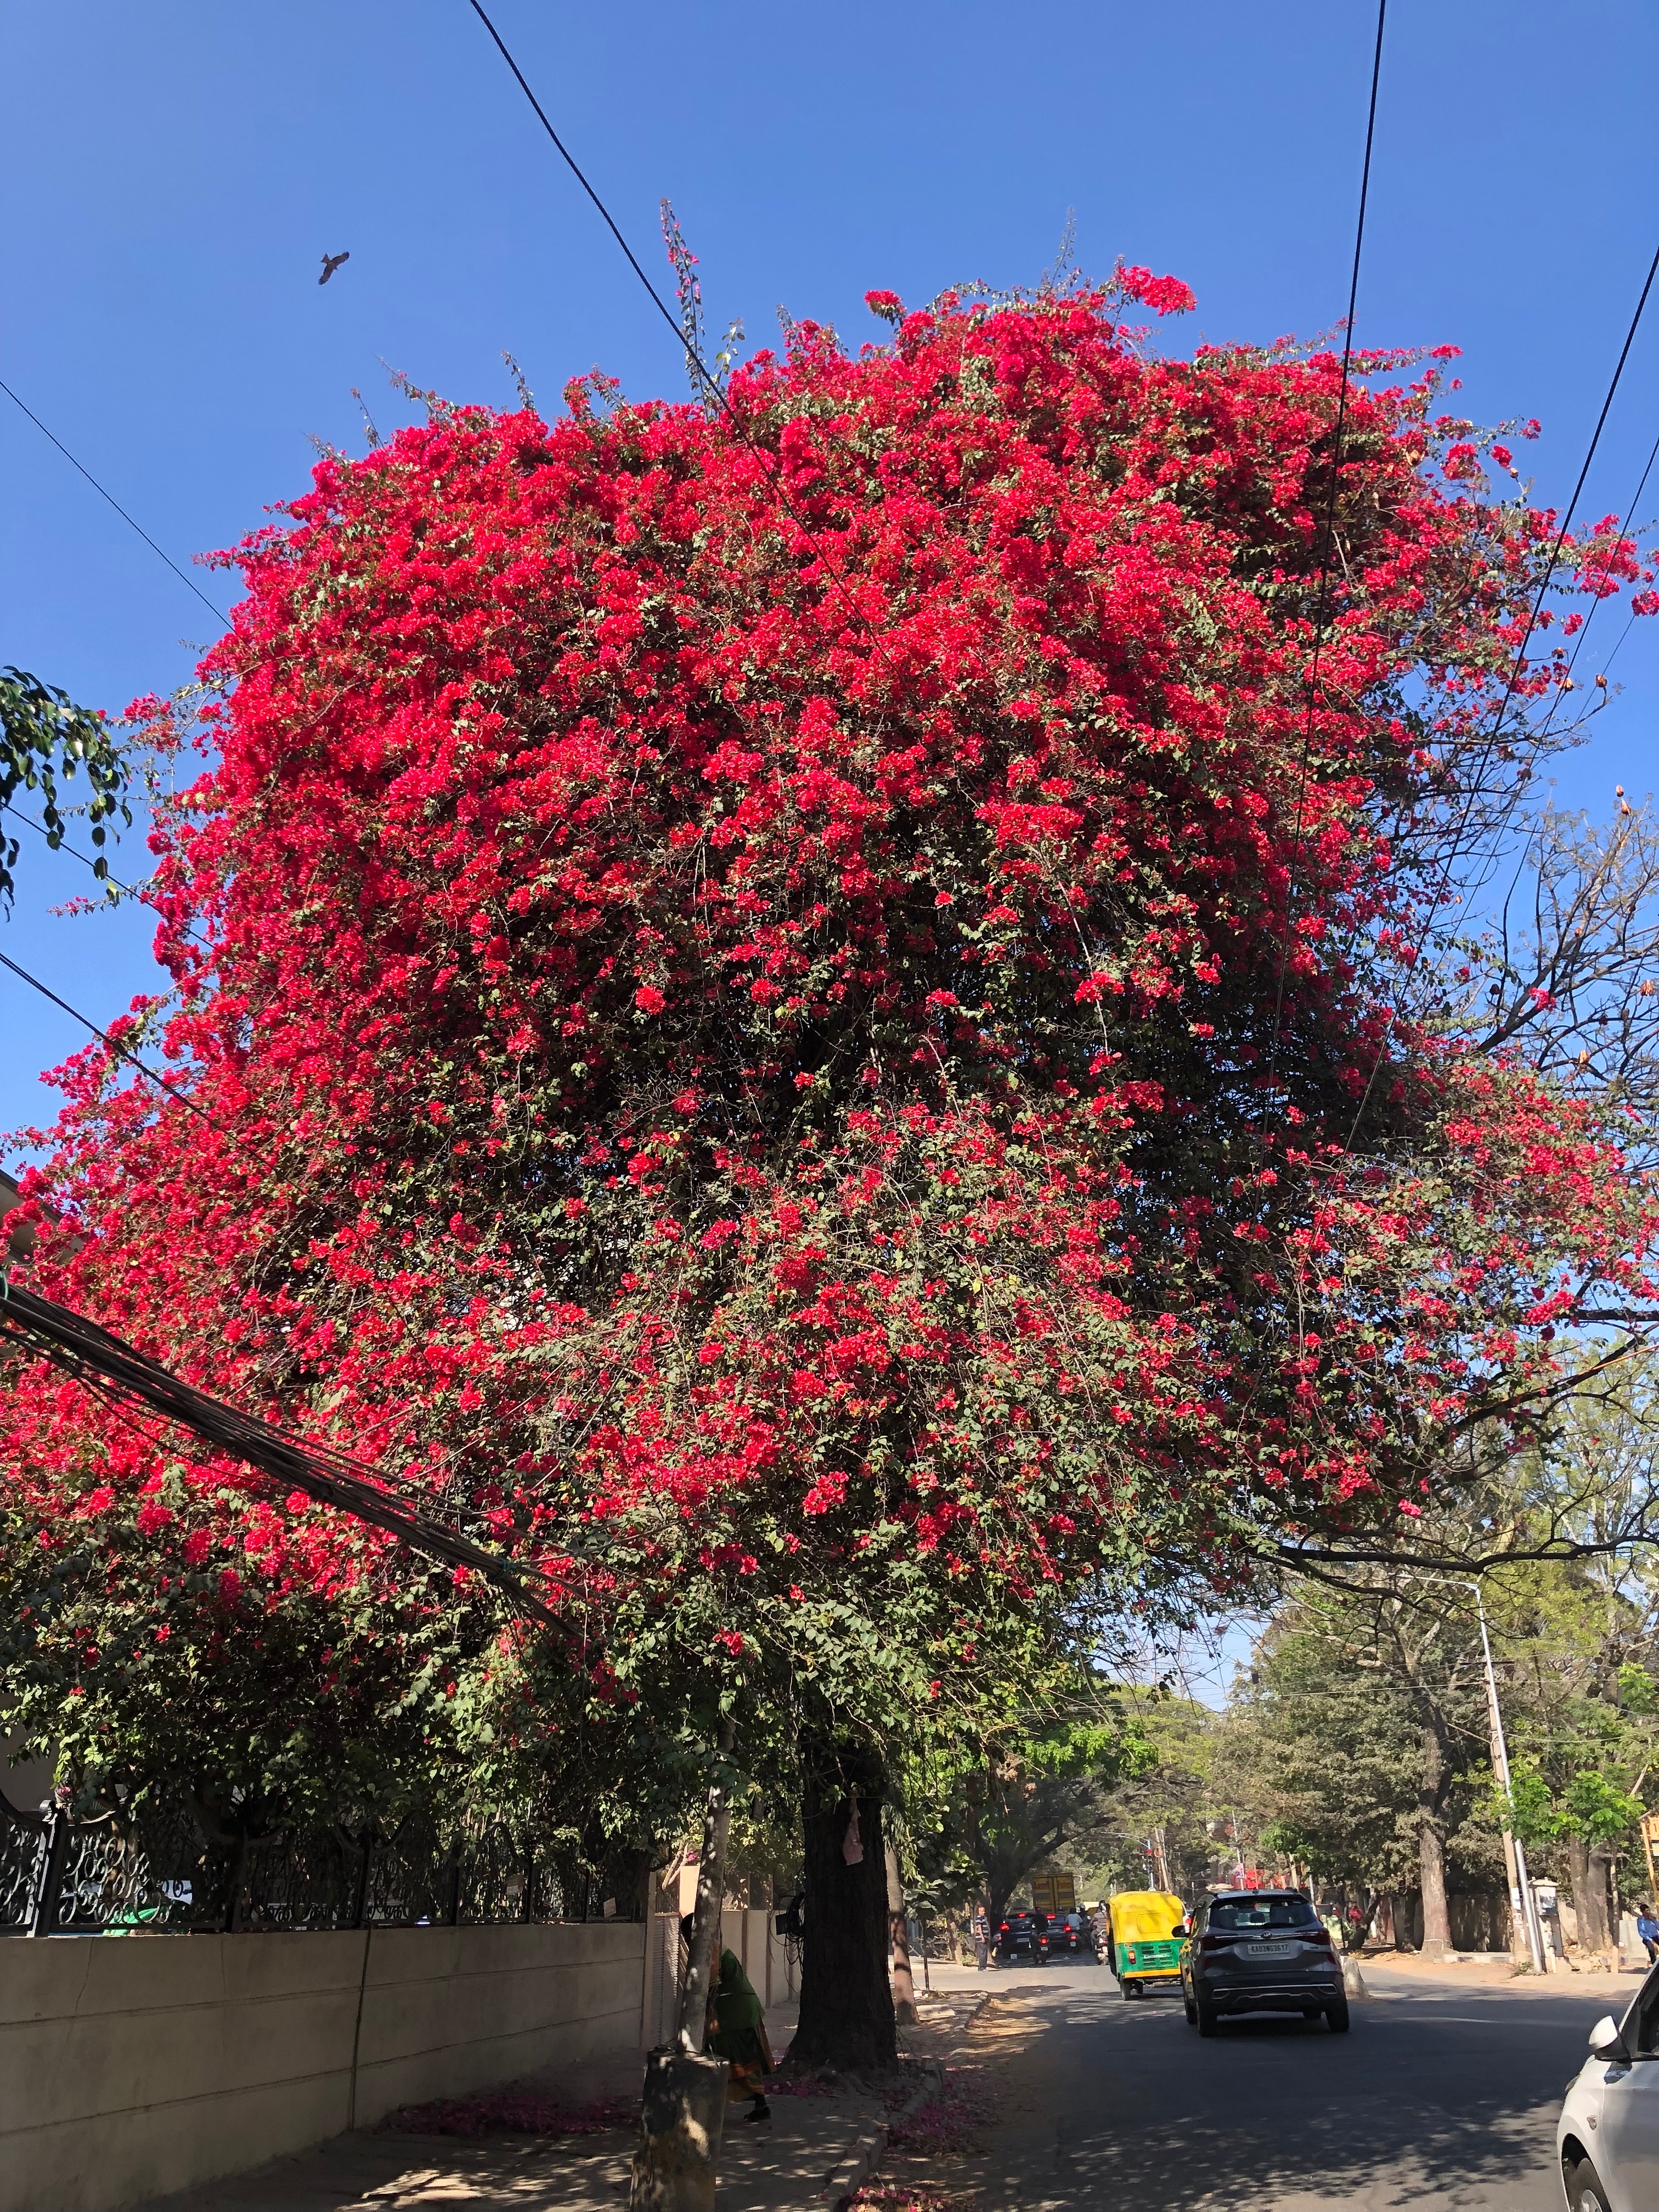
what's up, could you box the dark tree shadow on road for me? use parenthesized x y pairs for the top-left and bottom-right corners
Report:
(1048, 1978), (1611, 2210)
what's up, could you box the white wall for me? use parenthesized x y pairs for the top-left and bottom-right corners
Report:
(0, 1918), (644, 2212)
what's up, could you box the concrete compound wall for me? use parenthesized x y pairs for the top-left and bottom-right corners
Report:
(0, 1918), (645, 2212)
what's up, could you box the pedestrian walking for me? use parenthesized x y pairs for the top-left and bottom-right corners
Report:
(972, 1903), (990, 1971)
(683, 1918), (773, 2122)
(1638, 1904), (1658, 1965)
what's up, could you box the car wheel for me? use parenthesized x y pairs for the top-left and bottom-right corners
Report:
(1324, 1995), (1350, 2035)
(1195, 1995), (1218, 2038)
(1564, 2155), (1612, 2212)
(1184, 1994), (1199, 2025)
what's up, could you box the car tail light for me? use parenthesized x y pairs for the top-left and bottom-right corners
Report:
(999, 1922), (1009, 1932)
(1197, 1933), (1231, 1955)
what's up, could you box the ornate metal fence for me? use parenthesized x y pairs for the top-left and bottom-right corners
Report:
(0, 1785), (631, 1937)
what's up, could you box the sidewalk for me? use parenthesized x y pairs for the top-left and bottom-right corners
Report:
(139, 1995), (909, 2212)
(1359, 1947), (1650, 1995)
(865, 1980), (1058, 2212)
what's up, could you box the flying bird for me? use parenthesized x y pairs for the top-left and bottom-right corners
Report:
(319, 251), (350, 286)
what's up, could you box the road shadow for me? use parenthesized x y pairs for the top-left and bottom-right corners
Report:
(1057, 1977), (1607, 2210)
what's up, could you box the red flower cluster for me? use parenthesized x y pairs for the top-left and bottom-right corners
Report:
(4, 279), (1654, 1758)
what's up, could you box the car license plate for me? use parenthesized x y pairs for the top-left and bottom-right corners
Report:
(1244, 1940), (1294, 1958)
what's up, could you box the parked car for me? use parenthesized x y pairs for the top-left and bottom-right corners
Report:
(1047, 1909), (1098, 1961)
(995, 1910), (1051, 1965)
(1558, 1966), (1659, 2211)
(1180, 1889), (1347, 2035)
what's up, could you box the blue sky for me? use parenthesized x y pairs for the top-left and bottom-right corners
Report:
(3, 0), (1656, 1161)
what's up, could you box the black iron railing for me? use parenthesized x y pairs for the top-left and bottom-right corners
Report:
(0, 1785), (633, 1936)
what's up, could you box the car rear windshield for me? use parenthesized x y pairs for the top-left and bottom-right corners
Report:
(1208, 1898), (1318, 1931)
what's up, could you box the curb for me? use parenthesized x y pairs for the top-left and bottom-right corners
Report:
(821, 2062), (944, 2210)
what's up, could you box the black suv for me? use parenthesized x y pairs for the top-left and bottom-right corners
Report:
(1180, 1890), (1346, 2035)
(995, 1910), (1051, 1965)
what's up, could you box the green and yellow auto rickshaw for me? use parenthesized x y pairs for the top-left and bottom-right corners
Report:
(1107, 1888), (1187, 1998)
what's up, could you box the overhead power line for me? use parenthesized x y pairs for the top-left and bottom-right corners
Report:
(464, 0), (698, 375)
(5, 799), (161, 910)
(1485, 418), (1659, 924)
(1269, 0), (1387, 1057)
(1532, 421), (1659, 732)
(0, 375), (230, 625)
(0, 947), (221, 1132)
(462, 0), (895, 672)
(0, 1274), (554, 1626)
(1, 797), (216, 952)
(1345, 236), (1659, 1147)
(1462, 243), (1659, 775)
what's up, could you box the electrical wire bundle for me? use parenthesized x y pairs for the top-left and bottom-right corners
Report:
(0, 1273), (554, 1626)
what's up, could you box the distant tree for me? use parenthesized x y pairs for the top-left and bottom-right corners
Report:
(1232, 1369), (1659, 1957)
(937, 1702), (1154, 1927)
(1218, 1593), (1488, 1949)
(1086, 1692), (1223, 1902)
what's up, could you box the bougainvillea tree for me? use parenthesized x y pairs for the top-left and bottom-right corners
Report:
(5, 266), (1657, 2060)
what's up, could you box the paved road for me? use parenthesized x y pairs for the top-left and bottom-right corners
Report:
(918, 1959), (1644, 2210)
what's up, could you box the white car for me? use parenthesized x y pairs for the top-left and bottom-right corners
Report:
(1558, 1972), (1659, 2211)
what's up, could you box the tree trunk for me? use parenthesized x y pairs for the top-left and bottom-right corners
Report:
(678, 1719), (734, 2052)
(790, 1737), (897, 2072)
(986, 1876), (1013, 1933)
(1609, 1853), (1624, 1959)
(1568, 1836), (1612, 1954)
(885, 1843), (919, 2025)
(1419, 1728), (1452, 1958)
(1596, 1848), (1617, 1955)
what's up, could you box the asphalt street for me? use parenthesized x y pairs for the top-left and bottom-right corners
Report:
(929, 1958), (1645, 2210)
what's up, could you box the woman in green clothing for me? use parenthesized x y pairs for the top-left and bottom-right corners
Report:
(682, 1918), (774, 2122)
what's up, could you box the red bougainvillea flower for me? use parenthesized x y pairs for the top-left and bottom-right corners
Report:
(4, 274), (1655, 1774)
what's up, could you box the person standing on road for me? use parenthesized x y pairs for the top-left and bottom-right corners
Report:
(972, 1903), (991, 1971)
(1638, 1904), (1658, 1964)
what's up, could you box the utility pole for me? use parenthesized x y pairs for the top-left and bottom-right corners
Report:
(1408, 1571), (1544, 1973)
(1469, 1584), (1547, 1975)
(1150, 1826), (1171, 1894)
